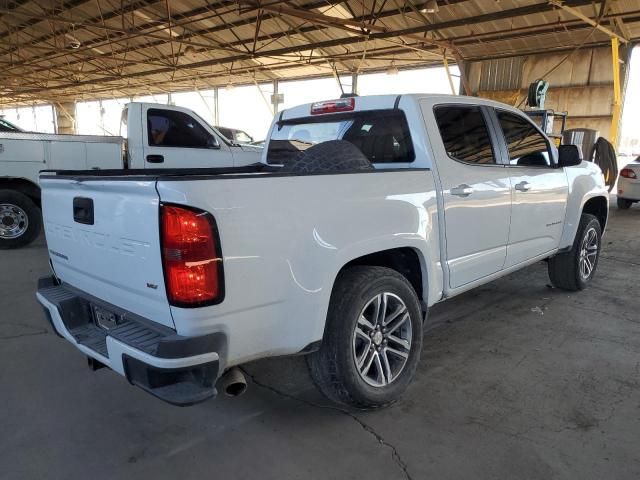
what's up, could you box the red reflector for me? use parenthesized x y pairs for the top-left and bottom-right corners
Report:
(161, 205), (223, 307)
(310, 97), (355, 115)
(620, 168), (637, 179)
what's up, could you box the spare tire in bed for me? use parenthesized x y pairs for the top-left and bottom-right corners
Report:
(282, 140), (373, 174)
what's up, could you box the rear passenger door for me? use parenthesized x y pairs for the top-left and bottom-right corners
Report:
(142, 105), (235, 168)
(428, 104), (512, 289)
(491, 109), (569, 268)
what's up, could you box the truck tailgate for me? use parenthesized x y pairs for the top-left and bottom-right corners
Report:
(40, 177), (174, 329)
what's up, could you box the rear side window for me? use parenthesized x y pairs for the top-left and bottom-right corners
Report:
(147, 109), (214, 148)
(496, 111), (551, 167)
(267, 110), (414, 165)
(434, 106), (496, 164)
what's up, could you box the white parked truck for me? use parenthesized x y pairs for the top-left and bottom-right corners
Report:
(0, 102), (261, 248)
(36, 94), (608, 407)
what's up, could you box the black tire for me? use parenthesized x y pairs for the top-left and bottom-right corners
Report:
(307, 266), (423, 409)
(0, 189), (42, 249)
(282, 140), (373, 174)
(548, 214), (601, 291)
(617, 197), (633, 210)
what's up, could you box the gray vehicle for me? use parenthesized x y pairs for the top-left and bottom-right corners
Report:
(214, 126), (255, 145)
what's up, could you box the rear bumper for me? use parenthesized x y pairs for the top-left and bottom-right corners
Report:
(36, 276), (225, 406)
(618, 177), (640, 201)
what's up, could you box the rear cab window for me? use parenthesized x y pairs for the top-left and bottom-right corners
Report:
(267, 110), (415, 166)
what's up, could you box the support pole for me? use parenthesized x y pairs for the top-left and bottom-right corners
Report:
(609, 37), (622, 147)
(272, 79), (279, 114)
(351, 72), (358, 95)
(213, 87), (219, 125)
(54, 102), (76, 134)
(442, 50), (456, 95)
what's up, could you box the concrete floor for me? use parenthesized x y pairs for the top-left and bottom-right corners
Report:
(2, 200), (640, 480)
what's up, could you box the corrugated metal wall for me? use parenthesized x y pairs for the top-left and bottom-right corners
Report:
(477, 57), (524, 91)
(466, 46), (631, 141)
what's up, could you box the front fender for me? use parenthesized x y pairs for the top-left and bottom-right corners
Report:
(559, 161), (608, 249)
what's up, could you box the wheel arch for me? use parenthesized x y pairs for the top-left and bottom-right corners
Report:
(0, 177), (41, 208)
(337, 247), (427, 304)
(582, 195), (608, 232)
(310, 246), (429, 351)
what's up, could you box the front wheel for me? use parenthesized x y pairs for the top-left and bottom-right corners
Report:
(0, 190), (42, 249)
(548, 213), (601, 291)
(307, 266), (423, 409)
(617, 197), (633, 210)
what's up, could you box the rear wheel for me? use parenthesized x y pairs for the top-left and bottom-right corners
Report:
(307, 266), (423, 409)
(548, 213), (601, 291)
(617, 197), (633, 209)
(0, 189), (42, 249)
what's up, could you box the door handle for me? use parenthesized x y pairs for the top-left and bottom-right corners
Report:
(146, 154), (164, 163)
(514, 181), (531, 192)
(450, 184), (474, 197)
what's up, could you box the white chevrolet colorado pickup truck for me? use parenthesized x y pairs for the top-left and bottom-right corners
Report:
(0, 102), (261, 248)
(36, 94), (608, 408)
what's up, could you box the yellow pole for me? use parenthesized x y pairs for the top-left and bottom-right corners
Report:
(609, 37), (622, 148)
(442, 49), (457, 95)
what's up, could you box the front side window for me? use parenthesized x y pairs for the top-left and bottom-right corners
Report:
(147, 109), (214, 148)
(267, 110), (415, 165)
(434, 106), (496, 165)
(496, 111), (551, 167)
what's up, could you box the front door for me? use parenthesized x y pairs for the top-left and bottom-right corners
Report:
(142, 105), (235, 168)
(426, 103), (512, 289)
(491, 109), (569, 268)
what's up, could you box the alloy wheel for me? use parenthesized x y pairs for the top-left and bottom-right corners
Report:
(352, 292), (412, 387)
(579, 227), (599, 279)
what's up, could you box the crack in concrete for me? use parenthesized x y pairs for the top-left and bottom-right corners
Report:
(0, 322), (48, 340)
(0, 331), (48, 340)
(240, 368), (414, 480)
(600, 255), (640, 267)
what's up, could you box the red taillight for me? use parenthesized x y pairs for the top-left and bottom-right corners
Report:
(310, 97), (355, 115)
(161, 204), (223, 307)
(620, 168), (637, 179)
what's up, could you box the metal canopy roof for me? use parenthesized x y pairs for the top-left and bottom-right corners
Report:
(0, 0), (638, 106)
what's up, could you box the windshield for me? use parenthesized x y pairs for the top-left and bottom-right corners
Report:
(267, 109), (414, 165)
(216, 127), (232, 140)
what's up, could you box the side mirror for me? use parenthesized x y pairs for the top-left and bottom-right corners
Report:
(558, 144), (582, 167)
